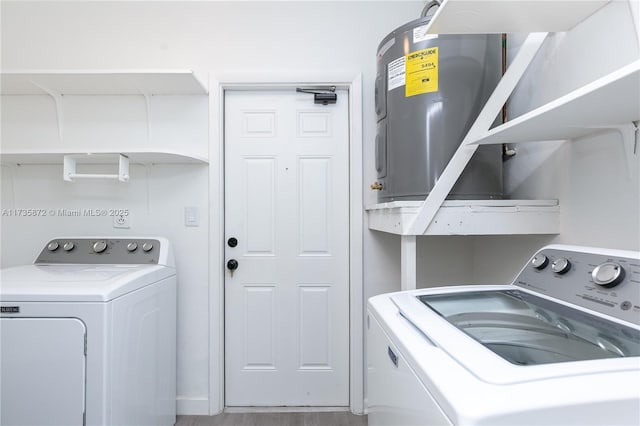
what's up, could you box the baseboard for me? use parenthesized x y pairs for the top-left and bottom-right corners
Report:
(177, 397), (210, 415)
(224, 407), (350, 413)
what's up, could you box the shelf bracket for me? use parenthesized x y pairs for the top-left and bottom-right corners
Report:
(142, 93), (153, 145)
(63, 154), (130, 182)
(615, 121), (639, 181)
(30, 80), (64, 144)
(407, 32), (549, 235)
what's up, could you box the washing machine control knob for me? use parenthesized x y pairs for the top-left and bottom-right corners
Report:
(592, 262), (625, 288)
(127, 242), (138, 252)
(63, 241), (75, 251)
(92, 240), (108, 253)
(142, 242), (154, 252)
(551, 258), (571, 274)
(531, 254), (549, 270)
(47, 241), (59, 251)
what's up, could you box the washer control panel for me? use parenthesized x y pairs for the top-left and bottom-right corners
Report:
(36, 238), (161, 264)
(516, 247), (640, 325)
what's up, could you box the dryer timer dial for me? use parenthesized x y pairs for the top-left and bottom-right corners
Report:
(592, 262), (625, 288)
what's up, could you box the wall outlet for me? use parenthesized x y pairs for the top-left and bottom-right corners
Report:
(113, 213), (131, 229)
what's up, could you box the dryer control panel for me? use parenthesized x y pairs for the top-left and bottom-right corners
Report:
(35, 238), (161, 265)
(515, 246), (640, 325)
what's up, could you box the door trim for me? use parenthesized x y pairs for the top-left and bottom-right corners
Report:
(208, 74), (363, 415)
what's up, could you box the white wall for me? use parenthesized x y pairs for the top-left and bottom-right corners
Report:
(0, 0), (425, 413)
(475, 0), (640, 284)
(0, 163), (211, 407)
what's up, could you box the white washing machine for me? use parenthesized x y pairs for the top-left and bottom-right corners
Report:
(0, 237), (177, 426)
(367, 245), (640, 425)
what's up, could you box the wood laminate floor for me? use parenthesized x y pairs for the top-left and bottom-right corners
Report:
(176, 412), (367, 426)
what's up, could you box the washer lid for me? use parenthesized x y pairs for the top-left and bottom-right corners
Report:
(392, 286), (640, 385)
(0, 264), (175, 302)
(418, 289), (640, 365)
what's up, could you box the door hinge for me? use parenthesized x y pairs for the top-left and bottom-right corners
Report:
(83, 411), (86, 425)
(84, 333), (87, 356)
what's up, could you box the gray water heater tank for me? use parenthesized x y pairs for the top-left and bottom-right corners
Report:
(374, 15), (503, 202)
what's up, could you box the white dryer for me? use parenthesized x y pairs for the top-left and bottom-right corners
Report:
(0, 237), (177, 426)
(367, 245), (640, 425)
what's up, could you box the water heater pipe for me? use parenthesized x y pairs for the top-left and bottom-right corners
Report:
(420, 0), (441, 18)
(502, 33), (517, 158)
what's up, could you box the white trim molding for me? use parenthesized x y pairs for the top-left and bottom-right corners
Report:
(177, 396), (210, 416)
(208, 72), (365, 415)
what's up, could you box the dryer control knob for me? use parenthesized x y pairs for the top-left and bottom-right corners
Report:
(551, 258), (571, 275)
(531, 254), (549, 270)
(92, 240), (108, 253)
(142, 242), (154, 252)
(47, 241), (59, 251)
(63, 241), (75, 251)
(127, 242), (138, 252)
(592, 262), (625, 288)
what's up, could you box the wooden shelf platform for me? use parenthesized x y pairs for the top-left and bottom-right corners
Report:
(0, 70), (208, 95)
(424, 0), (611, 34)
(366, 199), (560, 236)
(0, 150), (208, 165)
(470, 60), (640, 146)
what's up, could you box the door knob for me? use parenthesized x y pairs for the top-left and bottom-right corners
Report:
(227, 259), (239, 271)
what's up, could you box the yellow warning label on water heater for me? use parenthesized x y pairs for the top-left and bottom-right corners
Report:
(405, 47), (438, 97)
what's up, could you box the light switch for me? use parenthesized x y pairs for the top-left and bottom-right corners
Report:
(185, 206), (199, 227)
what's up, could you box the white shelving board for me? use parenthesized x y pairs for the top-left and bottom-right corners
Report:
(469, 60), (640, 146)
(424, 0), (611, 34)
(366, 200), (560, 236)
(0, 69), (208, 95)
(1, 69), (209, 165)
(0, 151), (208, 165)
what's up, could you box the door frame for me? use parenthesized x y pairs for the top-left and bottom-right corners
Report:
(208, 73), (364, 415)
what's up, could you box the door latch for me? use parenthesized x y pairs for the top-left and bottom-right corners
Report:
(227, 259), (239, 277)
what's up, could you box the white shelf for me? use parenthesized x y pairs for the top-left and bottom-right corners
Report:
(366, 200), (560, 236)
(0, 150), (208, 165)
(0, 70), (208, 95)
(469, 60), (640, 146)
(425, 0), (611, 34)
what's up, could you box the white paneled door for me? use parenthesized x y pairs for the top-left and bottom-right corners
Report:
(224, 89), (350, 406)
